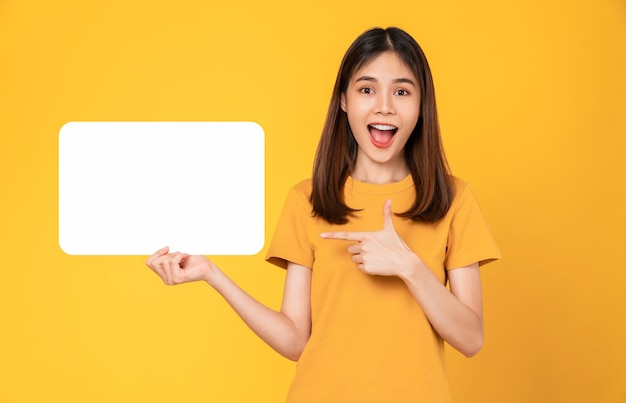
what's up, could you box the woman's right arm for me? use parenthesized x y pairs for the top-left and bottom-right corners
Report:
(146, 247), (312, 361)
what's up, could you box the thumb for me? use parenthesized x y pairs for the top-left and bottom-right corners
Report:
(179, 252), (190, 264)
(382, 199), (395, 231)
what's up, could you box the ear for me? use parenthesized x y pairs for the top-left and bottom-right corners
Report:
(340, 93), (347, 112)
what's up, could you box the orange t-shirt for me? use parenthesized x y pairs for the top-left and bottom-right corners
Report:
(266, 175), (500, 403)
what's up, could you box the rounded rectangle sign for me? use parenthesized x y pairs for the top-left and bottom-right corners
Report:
(59, 121), (265, 255)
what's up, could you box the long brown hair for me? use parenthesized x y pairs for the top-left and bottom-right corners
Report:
(310, 27), (454, 224)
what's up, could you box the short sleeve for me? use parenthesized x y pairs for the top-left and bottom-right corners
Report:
(265, 185), (314, 270)
(445, 182), (501, 270)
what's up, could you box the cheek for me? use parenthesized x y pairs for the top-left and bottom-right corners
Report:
(345, 116), (370, 145)
(400, 105), (420, 129)
(344, 106), (363, 130)
(346, 100), (372, 120)
(346, 115), (362, 139)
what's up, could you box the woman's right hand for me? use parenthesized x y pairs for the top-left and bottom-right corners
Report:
(146, 246), (219, 285)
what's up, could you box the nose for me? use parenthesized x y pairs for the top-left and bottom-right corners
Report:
(375, 92), (394, 115)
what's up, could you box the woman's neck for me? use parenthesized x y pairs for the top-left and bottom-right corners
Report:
(351, 158), (410, 184)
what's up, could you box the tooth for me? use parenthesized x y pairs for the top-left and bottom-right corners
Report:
(371, 124), (396, 131)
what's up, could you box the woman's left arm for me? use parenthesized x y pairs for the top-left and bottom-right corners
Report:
(321, 199), (484, 357)
(398, 261), (483, 357)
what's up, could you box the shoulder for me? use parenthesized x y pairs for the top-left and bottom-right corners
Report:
(292, 178), (312, 195)
(284, 179), (313, 210)
(447, 176), (478, 215)
(290, 179), (313, 201)
(445, 176), (492, 225)
(450, 175), (469, 194)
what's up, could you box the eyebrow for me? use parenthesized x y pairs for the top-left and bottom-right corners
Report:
(354, 76), (416, 86)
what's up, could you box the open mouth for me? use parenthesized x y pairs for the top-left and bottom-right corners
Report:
(368, 124), (398, 148)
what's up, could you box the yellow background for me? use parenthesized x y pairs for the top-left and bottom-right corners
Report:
(1, 1), (625, 402)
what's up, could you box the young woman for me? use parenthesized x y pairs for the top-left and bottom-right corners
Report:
(146, 27), (500, 402)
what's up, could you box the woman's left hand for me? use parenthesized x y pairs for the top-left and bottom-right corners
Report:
(321, 199), (422, 277)
(323, 200), (486, 357)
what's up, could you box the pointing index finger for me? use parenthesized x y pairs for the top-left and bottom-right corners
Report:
(320, 231), (365, 241)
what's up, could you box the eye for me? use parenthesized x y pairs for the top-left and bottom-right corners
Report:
(395, 89), (410, 96)
(359, 87), (374, 94)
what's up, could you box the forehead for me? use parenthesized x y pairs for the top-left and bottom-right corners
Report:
(351, 51), (416, 83)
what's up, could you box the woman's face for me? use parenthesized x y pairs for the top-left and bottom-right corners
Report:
(341, 51), (420, 180)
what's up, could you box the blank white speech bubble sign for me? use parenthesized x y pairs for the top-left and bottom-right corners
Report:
(59, 122), (264, 255)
